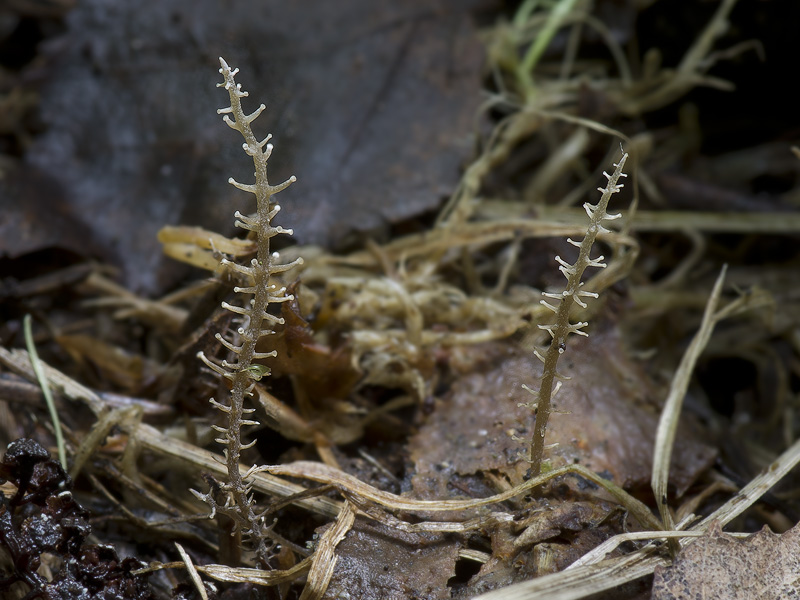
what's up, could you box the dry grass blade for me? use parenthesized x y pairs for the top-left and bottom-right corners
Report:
(299, 501), (356, 600)
(651, 265), (727, 536)
(69, 406), (139, 480)
(81, 272), (188, 331)
(617, 0), (740, 114)
(0, 347), (105, 414)
(567, 530), (705, 570)
(539, 208), (800, 234)
(697, 435), (800, 529)
(264, 461), (662, 531)
(473, 545), (669, 600)
(175, 542), (209, 600)
(327, 219), (636, 269)
(131, 423), (343, 519)
(135, 557), (313, 586)
(200, 559), (312, 585)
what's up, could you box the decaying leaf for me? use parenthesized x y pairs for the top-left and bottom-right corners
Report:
(652, 521), (800, 600)
(9, 0), (485, 294)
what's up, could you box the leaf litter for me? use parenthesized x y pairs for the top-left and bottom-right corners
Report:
(2, 0), (800, 599)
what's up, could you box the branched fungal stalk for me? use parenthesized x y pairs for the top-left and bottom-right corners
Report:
(526, 151), (627, 477)
(195, 57), (302, 554)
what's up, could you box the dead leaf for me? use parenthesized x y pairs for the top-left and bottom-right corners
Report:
(9, 0), (486, 294)
(652, 521), (800, 600)
(266, 287), (360, 402)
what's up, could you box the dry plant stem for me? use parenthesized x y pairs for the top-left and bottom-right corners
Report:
(264, 459), (661, 532)
(70, 406), (139, 480)
(298, 501), (356, 600)
(651, 265), (726, 546)
(175, 543), (209, 600)
(618, 0), (739, 115)
(198, 57), (302, 549)
(528, 152), (627, 474)
(533, 207), (800, 235)
(136, 558), (313, 588)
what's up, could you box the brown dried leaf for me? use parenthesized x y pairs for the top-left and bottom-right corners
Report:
(652, 521), (800, 600)
(10, 0), (485, 294)
(264, 289), (363, 444)
(267, 288), (359, 401)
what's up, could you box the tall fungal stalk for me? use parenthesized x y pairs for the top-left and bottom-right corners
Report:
(195, 57), (302, 555)
(526, 152), (628, 477)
